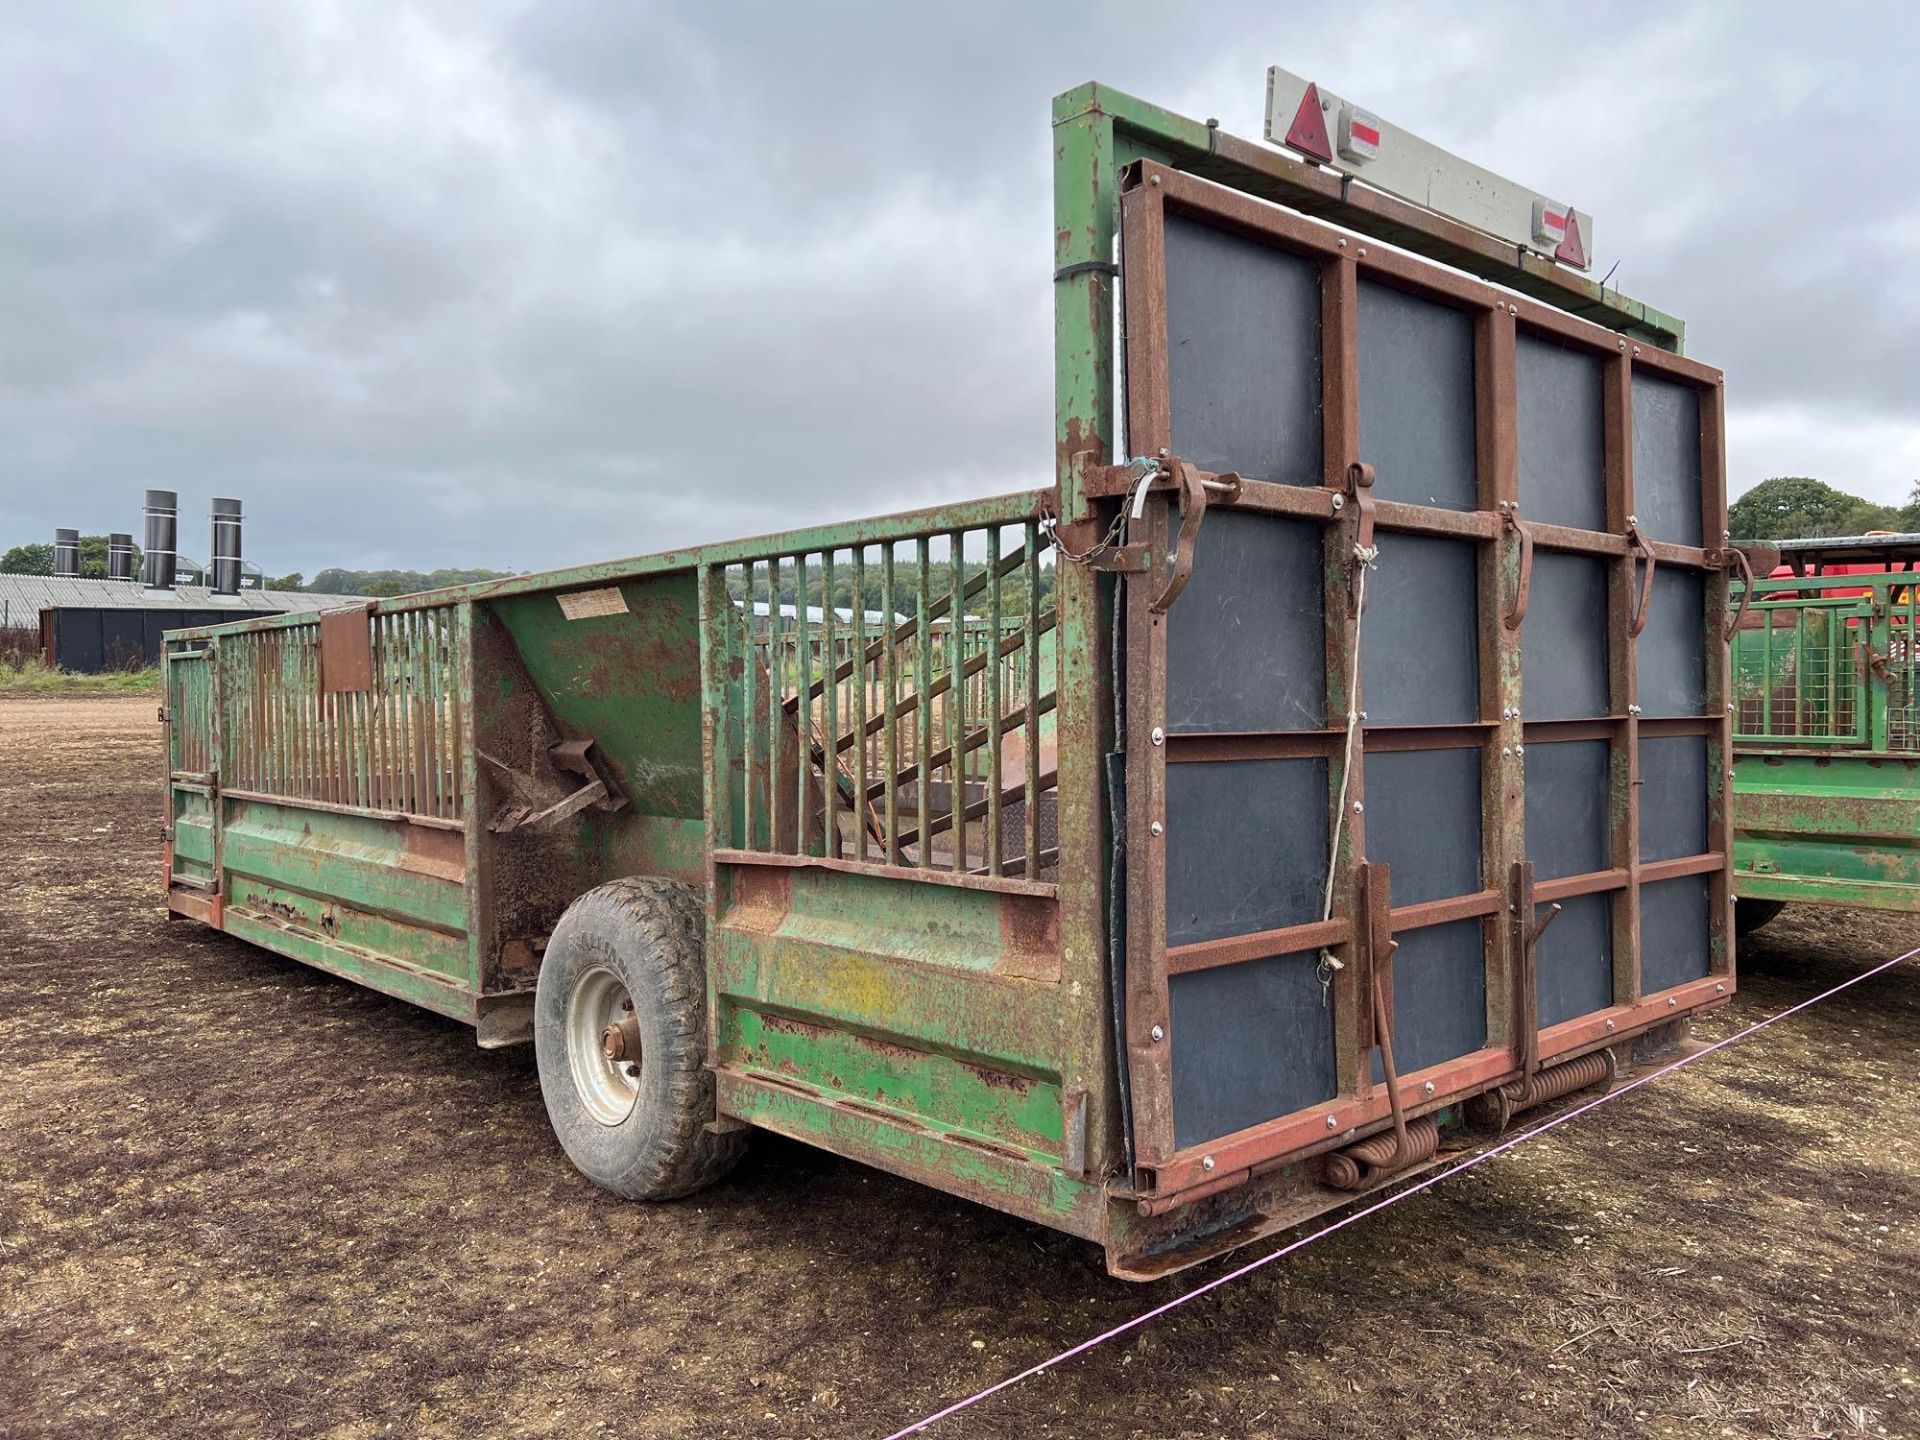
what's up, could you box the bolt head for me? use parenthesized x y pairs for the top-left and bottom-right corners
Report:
(1502, 746), (1513, 758)
(1150, 1024), (1164, 1042)
(1331, 492), (1346, 510)
(1423, 1080), (1436, 1096)
(1715, 983), (1726, 994)
(1668, 997), (1678, 1008)
(1326, 1116), (1339, 1130)
(1338, 238), (1348, 248)
(1352, 802), (1364, 814)
(1605, 1019), (1616, 1032)
(625, 1064), (640, 1078)
(1357, 247), (1367, 258)
(1515, 745), (1525, 756)
(1151, 726), (1164, 745)
(1149, 820), (1164, 837)
(1149, 174), (1161, 186)
(1202, 1155), (1216, 1172)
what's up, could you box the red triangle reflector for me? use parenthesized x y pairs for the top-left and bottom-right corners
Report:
(1285, 83), (1333, 164)
(1555, 208), (1589, 269)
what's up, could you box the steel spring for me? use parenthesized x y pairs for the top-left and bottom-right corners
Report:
(1511, 1048), (1613, 1108)
(1323, 1116), (1440, 1191)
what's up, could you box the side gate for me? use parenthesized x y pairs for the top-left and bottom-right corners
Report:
(163, 639), (219, 901)
(1109, 161), (1734, 1198)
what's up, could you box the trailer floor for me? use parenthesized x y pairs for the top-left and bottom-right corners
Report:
(3, 696), (1917, 1440)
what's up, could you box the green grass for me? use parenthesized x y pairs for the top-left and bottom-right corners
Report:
(0, 659), (160, 695)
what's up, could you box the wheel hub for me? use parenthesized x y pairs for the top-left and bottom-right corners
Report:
(565, 964), (641, 1126)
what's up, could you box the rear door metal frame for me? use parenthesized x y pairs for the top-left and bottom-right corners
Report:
(1112, 161), (1733, 1199)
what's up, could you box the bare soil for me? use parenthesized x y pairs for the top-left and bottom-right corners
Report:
(2, 696), (1916, 1439)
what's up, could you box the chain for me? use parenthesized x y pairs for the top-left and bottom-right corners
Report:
(1041, 457), (1164, 563)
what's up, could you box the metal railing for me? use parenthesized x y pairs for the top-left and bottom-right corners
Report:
(722, 511), (1059, 880)
(218, 608), (467, 821)
(1732, 569), (1920, 750)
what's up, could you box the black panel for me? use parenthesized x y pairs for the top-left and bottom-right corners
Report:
(1357, 280), (1476, 510)
(1377, 920), (1489, 1076)
(1517, 332), (1606, 531)
(1164, 509), (1325, 733)
(100, 611), (145, 671)
(1163, 213), (1322, 486)
(1640, 875), (1712, 994)
(1169, 949), (1336, 1148)
(1637, 568), (1706, 717)
(1536, 890), (1614, 1026)
(1363, 747), (1483, 906)
(1525, 739), (1611, 881)
(1523, 551), (1610, 719)
(1631, 374), (1703, 546)
(1640, 734), (1709, 861)
(1164, 758), (1328, 947)
(1363, 532), (1479, 726)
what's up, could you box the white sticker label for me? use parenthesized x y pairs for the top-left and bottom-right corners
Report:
(556, 587), (629, 621)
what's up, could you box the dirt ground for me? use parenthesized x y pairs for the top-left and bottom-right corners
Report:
(3, 695), (1917, 1440)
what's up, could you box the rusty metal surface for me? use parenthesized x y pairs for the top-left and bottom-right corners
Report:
(1108, 157), (1731, 1205)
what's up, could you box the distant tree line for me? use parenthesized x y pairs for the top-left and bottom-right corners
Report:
(306, 567), (517, 598)
(0, 540), (513, 598)
(1729, 477), (1920, 542)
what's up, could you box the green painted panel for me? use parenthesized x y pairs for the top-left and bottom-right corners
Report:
(225, 873), (470, 982)
(222, 907), (476, 1020)
(221, 801), (468, 933)
(485, 575), (706, 817)
(712, 925), (1061, 1076)
(724, 1006), (1063, 1161)
(719, 1075), (1099, 1236)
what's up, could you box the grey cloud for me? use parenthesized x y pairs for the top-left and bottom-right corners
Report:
(2, 1), (1916, 582)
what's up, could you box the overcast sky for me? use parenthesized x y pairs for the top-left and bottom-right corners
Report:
(3, 2), (1916, 581)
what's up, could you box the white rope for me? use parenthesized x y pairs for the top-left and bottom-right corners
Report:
(1319, 542), (1379, 994)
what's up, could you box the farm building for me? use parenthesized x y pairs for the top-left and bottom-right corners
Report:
(2, 574), (363, 674)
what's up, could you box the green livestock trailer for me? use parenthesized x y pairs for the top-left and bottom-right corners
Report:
(1732, 533), (1920, 930)
(162, 78), (1738, 1279)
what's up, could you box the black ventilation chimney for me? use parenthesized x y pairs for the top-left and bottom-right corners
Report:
(52, 529), (80, 577)
(143, 490), (178, 589)
(210, 497), (243, 595)
(107, 533), (137, 581)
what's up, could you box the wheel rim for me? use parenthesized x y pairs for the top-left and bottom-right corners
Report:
(567, 964), (640, 1126)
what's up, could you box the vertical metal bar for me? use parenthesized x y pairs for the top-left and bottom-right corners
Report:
(1607, 347), (1640, 1009)
(450, 606), (467, 818)
(916, 536), (933, 868)
(851, 547), (869, 863)
(882, 544), (901, 865)
(1481, 298), (1524, 1060)
(822, 550), (839, 857)
(949, 531), (966, 873)
(767, 559), (785, 852)
(1024, 521), (1042, 876)
(795, 553), (813, 854)
(741, 565), (759, 849)
(1793, 605), (1808, 737)
(1322, 247), (1368, 1097)
(985, 526), (1004, 875)
(433, 608), (449, 816)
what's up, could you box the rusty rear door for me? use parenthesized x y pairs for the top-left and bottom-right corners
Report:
(1111, 160), (1733, 1202)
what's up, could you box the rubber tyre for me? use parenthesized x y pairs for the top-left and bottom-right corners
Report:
(534, 877), (746, 1199)
(1734, 897), (1786, 938)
